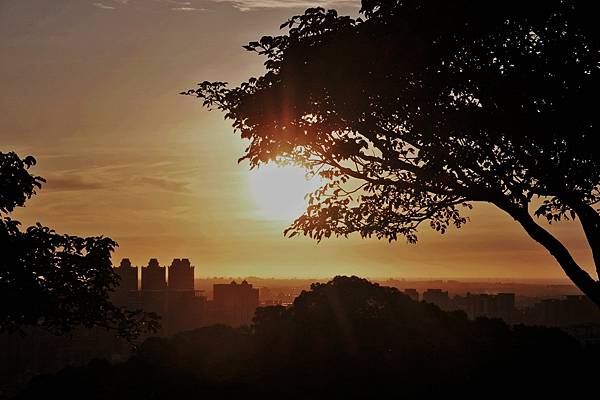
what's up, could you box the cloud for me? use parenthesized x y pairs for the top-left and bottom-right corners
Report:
(209, 0), (359, 11)
(42, 166), (193, 194)
(90, 0), (206, 12)
(91, 0), (356, 12)
(93, 2), (116, 9)
(136, 176), (191, 193)
(171, 7), (204, 11)
(166, 0), (203, 8)
(43, 175), (107, 192)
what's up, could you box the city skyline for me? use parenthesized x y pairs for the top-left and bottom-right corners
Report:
(112, 256), (579, 283)
(111, 257), (600, 328)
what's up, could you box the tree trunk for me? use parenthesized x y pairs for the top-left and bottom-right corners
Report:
(566, 199), (600, 280)
(495, 200), (600, 308)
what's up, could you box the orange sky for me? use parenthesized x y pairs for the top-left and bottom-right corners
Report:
(1, 0), (594, 279)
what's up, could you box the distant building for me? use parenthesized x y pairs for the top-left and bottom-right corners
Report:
(458, 293), (516, 321)
(111, 257), (209, 336)
(495, 293), (516, 321)
(526, 295), (600, 326)
(168, 258), (195, 291)
(212, 280), (259, 327)
(259, 287), (272, 305)
(139, 259), (168, 336)
(141, 258), (167, 291)
(404, 288), (419, 302)
(423, 289), (450, 310)
(111, 258), (138, 307)
(114, 258), (138, 292)
(166, 290), (206, 335)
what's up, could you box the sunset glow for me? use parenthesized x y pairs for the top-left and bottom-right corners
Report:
(1, 0), (594, 280)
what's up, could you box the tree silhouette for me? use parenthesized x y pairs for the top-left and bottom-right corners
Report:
(184, 1), (600, 305)
(0, 151), (159, 341)
(16, 277), (597, 398)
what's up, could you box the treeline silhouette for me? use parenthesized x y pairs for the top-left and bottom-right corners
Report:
(0, 151), (158, 341)
(14, 276), (597, 399)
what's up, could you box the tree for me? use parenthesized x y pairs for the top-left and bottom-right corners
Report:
(183, 1), (600, 305)
(17, 277), (597, 398)
(0, 151), (158, 341)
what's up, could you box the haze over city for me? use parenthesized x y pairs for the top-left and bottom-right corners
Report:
(2, 0), (594, 279)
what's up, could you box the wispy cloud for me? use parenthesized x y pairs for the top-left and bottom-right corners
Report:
(210, 0), (359, 11)
(91, 0), (356, 12)
(43, 174), (107, 192)
(93, 2), (116, 9)
(166, 0), (192, 5)
(39, 165), (194, 203)
(171, 7), (204, 11)
(91, 0), (206, 12)
(136, 176), (191, 193)
(167, 0), (203, 8)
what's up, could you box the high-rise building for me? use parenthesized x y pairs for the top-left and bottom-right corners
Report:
(423, 288), (450, 310)
(212, 280), (259, 327)
(168, 258), (195, 291)
(141, 258), (167, 291)
(450, 292), (516, 322)
(166, 291), (206, 335)
(404, 288), (419, 302)
(111, 258), (139, 308)
(494, 293), (516, 321)
(114, 258), (138, 292)
(528, 295), (600, 326)
(140, 259), (168, 336)
(112, 257), (208, 336)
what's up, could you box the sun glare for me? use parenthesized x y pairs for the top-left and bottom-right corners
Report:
(248, 164), (322, 221)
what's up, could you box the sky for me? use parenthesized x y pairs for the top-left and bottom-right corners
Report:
(0, 0), (594, 280)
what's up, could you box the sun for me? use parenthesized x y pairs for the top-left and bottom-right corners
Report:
(248, 164), (322, 221)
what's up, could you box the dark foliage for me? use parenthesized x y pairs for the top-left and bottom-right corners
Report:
(184, 0), (600, 305)
(0, 151), (158, 341)
(16, 277), (597, 399)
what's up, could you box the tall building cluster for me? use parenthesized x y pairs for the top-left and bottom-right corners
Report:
(112, 258), (259, 336)
(116, 257), (197, 292)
